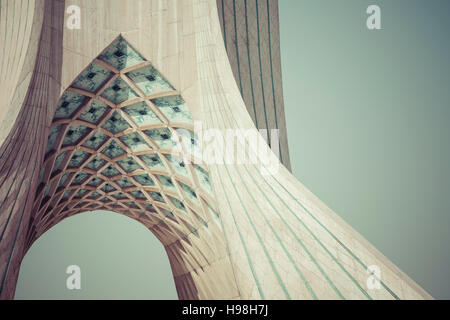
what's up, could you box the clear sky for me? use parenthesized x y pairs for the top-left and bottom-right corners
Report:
(15, 0), (450, 299)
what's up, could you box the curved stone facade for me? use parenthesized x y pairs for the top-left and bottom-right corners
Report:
(217, 0), (291, 170)
(0, 0), (431, 300)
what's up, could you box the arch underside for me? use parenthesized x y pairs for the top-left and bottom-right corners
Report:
(29, 36), (232, 299)
(0, 0), (432, 301)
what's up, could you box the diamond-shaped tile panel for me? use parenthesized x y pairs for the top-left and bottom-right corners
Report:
(82, 130), (108, 150)
(100, 78), (138, 104)
(161, 208), (177, 222)
(125, 201), (139, 209)
(179, 182), (198, 203)
(98, 36), (145, 70)
(112, 192), (128, 200)
(60, 190), (72, 201)
(87, 177), (104, 187)
(101, 197), (112, 203)
(68, 150), (90, 168)
(151, 95), (192, 123)
(72, 62), (112, 93)
(122, 102), (161, 126)
(100, 183), (116, 193)
(129, 190), (146, 200)
(101, 164), (121, 178)
(126, 65), (174, 95)
(46, 125), (62, 154)
(182, 219), (199, 237)
(133, 174), (155, 186)
(115, 177), (134, 188)
(144, 128), (177, 149)
(85, 156), (106, 170)
(77, 99), (110, 125)
(88, 191), (101, 200)
(75, 201), (89, 208)
(165, 154), (189, 177)
(37, 167), (45, 185)
(54, 91), (87, 120)
(207, 203), (221, 221)
(169, 196), (186, 211)
(74, 189), (88, 198)
(194, 164), (212, 193)
(101, 140), (126, 159)
(156, 175), (176, 191)
(119, 132), (150, 152)
(72, 172), (89, 185)
(143, 203), (157, 213)
(193, 211), (208, 228)
(52, 152), (67, 173)
(58, 172), (71, 188)
(101, 111), (131, 134)
(175, 128), (202, 157)
(117, 157), (142, 173)
(138, 154), (165, 170)
(62, 124), (91, 147)
(149, 191), (165, 203)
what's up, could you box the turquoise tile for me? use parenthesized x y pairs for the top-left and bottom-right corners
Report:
(169, 196), (186, 211)
(58, 172), (70, 188)
(115, 177), (134, 188)
(71, 172), (89, 185)
(72, 62), (112, 93)
(101, 140), (126, 159)
(133, 174), (155, 186)
(156, 174), (176, 191)
(74, 189), (88, 198)
(100, 183), (116, 193)
(151, 95), (192, 123)
(138, 153), (165, 170)
(122, 101), (161, 126)
(88, 191), (101, 199)
(54, 91), (87, 120)
(161, 208), (177, 222)
(87, 177), (104, 187)
(62, 124), (91, 147)
(46, 125), (62, 154)
(129, 190), (146, 199)
(112, 192), (128, 200)
(194, 164), (212, 193)
(165, 154), (189, 177)
(85, 156), (106, 171)
(82, 130), (108, 150)
(98, 36), (145, 70)
(101, 164), (121, 178)
(77, 99), (110, 125)
(126, 65), (174, 95)
(68, 150), (90, 168)
(179, 181), (198, 203)
(101, 111), (131, 134)
(52, 152), (67, 173)
(101, 77), (138, 104)
(144, 128), (177, 149)
(119, 132), (150, 152)
(117, 157), (142, 173)
(149, 191), (165, 203)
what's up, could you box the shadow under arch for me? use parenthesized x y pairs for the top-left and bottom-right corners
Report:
(15, 210), (177, 299)
(23, 35), (236, 300)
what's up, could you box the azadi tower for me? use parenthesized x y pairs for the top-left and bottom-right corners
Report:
(0, 0), (431, 300)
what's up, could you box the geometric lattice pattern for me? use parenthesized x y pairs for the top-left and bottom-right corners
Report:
(33, 37), (217, 244)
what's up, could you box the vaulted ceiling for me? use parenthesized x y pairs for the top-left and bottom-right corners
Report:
(31, 36), (220, 246)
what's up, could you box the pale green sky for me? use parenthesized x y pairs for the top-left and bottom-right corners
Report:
(15, 0), (450, 299)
